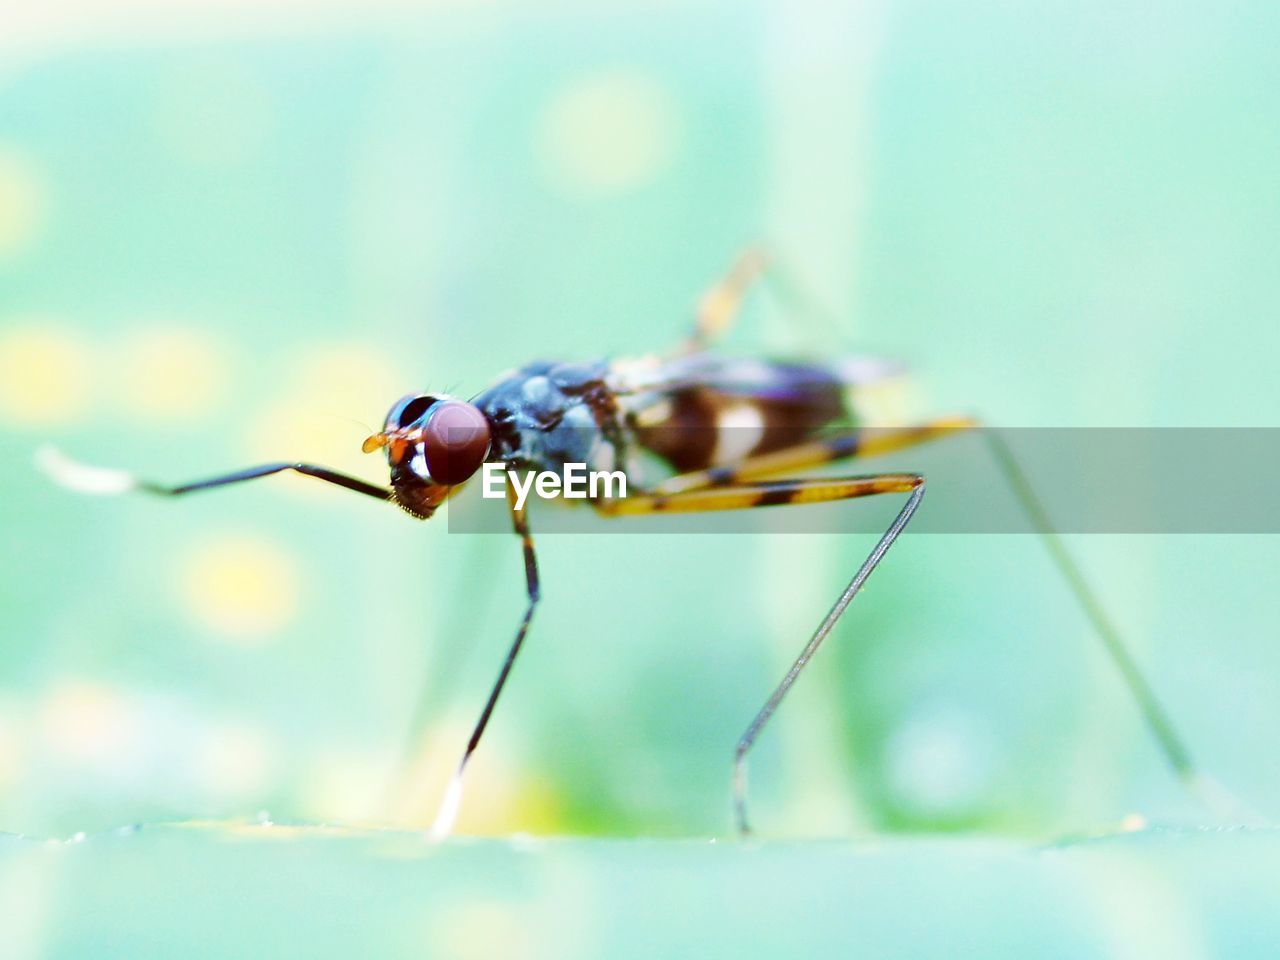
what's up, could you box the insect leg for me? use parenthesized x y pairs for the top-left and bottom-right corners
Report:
(428, 483), (540, 839)
(980, 430), (1252, 818)
(597, 472), (925, 835)
(682, 248), (771, 353)
(36, 445), (392, 501)
(649, 421), (1215, 802)
(606, 419), (1239, 826)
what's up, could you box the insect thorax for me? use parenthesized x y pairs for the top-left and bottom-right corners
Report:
(471, 360), (625, 476)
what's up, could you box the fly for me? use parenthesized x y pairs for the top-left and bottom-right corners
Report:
(37, 251), (1233, 836)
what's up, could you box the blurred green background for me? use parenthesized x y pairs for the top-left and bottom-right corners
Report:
(2, 0), (1280, 852)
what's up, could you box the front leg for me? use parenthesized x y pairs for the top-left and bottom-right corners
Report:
(36, 446), (393, 502)
(427, 484), (541, 839)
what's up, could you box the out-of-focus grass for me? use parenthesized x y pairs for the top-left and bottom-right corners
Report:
(1, 822), (1277, 958)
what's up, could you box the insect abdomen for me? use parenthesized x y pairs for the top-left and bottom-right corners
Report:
(629, 361), (850, 473)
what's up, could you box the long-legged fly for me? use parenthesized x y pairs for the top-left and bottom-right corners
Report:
(39, 252), (1233, 836)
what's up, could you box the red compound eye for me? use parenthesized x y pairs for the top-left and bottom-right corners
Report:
(421, 400), (491, 485)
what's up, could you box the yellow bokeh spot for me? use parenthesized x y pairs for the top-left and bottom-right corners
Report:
(114, 327), (232, 421)
(537, 69), (681, 198)
(0, 146), (47, 258)
(288, 344), (406, 420)
(244, 343), (404, 495)
(180, 535), (300, 641)
(0, 324), (92, 426)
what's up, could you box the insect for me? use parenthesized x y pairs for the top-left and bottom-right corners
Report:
(39, 251), (1223, 836)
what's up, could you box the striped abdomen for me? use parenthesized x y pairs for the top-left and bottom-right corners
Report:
(624, 359), (858, 474)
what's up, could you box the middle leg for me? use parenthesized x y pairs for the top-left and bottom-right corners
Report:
(596, 470), (926, 834)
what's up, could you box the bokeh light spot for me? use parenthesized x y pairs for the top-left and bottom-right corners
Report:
(299, 750), (395, 824)
(180, 535), (300, 642)
(884, 706), (996, 818)
(288, 344), (406, 423)
(41, 681), (141, 767)
(0, 146), (48, 259)
(196, 721), (277, 802)
(244, 343), (403, 493)
(537, 69), (681, 198)
(114, 326), (232, 421)
(0, 324), (93, 426)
